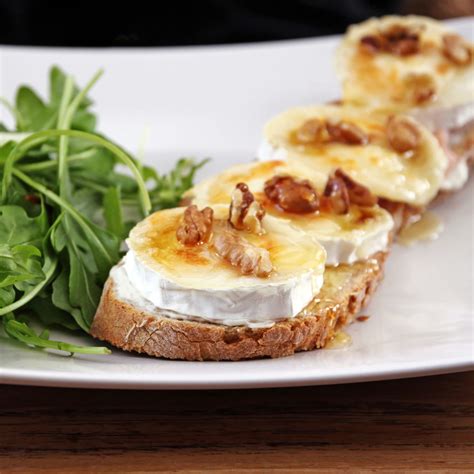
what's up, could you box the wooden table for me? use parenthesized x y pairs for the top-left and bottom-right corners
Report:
(1, 371), (473, 472)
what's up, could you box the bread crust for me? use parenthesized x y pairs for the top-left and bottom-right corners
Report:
(90, 252), (387, 361)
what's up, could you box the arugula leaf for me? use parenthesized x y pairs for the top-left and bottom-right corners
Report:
(15, 87), (56, 132)
(103, 186), (125, 238)
(26, 288), (79, 330)
(149, 157), (209, 208)
(0, 205), (47, 247)
(0, 244), (44, 290)
(0, 141), (16, 164)
(50, 66), (92, 109)
(52, 264), (94, 332)
(71, 108), (96, 132)
(0, 287), (15, 307)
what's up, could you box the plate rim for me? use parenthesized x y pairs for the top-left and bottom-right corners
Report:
(1, 358), (472, 390)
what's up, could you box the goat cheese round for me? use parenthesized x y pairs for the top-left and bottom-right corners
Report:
(121, 205), (326, 327)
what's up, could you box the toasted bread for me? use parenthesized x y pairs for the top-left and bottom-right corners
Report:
(90, 252), (387, 361)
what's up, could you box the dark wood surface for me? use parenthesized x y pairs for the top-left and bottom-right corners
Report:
(1, 371), (473, 472)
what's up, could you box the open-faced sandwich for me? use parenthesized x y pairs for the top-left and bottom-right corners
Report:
(335, 15), (473, 194)
(91, 173), (392, 360)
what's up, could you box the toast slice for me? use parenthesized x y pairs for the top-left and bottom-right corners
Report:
(90, 251), (387, 361)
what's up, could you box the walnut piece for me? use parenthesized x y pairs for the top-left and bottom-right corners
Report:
(442, 34), (472, 66)
(404, 73), (436, 104)
(214, 229), (272, 277)
(383, 24), (420, 56)
(360, 34), (384, 54)
(176, 205), (214, 246)
(229, 183), (265, 234)
(321, 169), (377, 214)
(321, 173), (350, 215)
(264, 175), (319, 214)
(359, 24), (420, 56)
(386, 115), (421, 153)
(335, 169), (377, 207)
(295, 119), (367, 146)
(326, 120), (368, 145)
(296, 118), (325, 143)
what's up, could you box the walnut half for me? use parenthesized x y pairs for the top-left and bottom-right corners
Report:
(321, 169), (377, 214)
(264, 175), (319, 214)
(326, 120), (368, 145)
(359, 24), (420, 57)
(214, 229), (273, 277)
(229, 183), (265, 234)
(386, 115), (421, 153)
(321, 173), (350, 215)
(176, 205), (214, 246)
(335, 169), (377, 207)
(443, 34), (472, 66)
(295, 118), (368, 146)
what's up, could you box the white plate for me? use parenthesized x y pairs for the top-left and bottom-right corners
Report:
(0, 18), (473, 389)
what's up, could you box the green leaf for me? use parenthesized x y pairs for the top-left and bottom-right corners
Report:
(0, 205), (47, 247)
(70, 146), (116, 177)
(149, 157), (209, 209)
(71, 187), (102, 222)
(50, 66), (92, 110)
(71, 109), (96, 132)
(103, 186), (124, 238)
(15, 87), (55, 132)
(0, 243), (44, 291)
(28, 291), (79, 330)
(51, 265), (89, 331)
(0, 286), (15, 307)
(51, 211), (117, 331)
(0, 141), (16, 164)
(50, 213), (67, 253)
(0, 234), (57, 317)
(68, 246), (102, 326)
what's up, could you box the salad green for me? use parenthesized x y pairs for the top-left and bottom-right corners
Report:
(0, 66), (206, 355)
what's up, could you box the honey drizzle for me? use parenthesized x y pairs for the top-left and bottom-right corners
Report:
(326, 331), (353, 350)
(398, 211), (444, 246)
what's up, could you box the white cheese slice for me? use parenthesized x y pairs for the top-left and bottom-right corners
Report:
(187, 160), (394, 265)
(259, 105), (447, 206)
(335, 15), (474, 110)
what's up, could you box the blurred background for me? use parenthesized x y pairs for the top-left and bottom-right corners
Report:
(1, 0), (473, 47)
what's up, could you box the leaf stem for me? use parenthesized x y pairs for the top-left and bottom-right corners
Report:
(4, 319), (111, 354)
(56, 75), (74, 198)
(18, 150), (96, 172)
